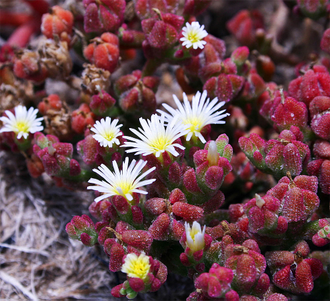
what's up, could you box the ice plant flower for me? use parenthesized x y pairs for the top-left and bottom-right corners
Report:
(159, 91), (229, 143)
(185, 221), (206, 253)
(0, 105), (43, 139)
(121, 252), (151, 280)
(87, 158), (156, 202)
(90, 117), (123, 148)
(180, 21), (208, 49)
(123, 114), (188, 157)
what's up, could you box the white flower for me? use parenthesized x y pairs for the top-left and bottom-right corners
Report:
(185, 221), (206, 253)
(0, 105), (43, 139)
(87, 158), (156, 203)
(180, 21), (208, 50)
(91, 117), (123, 148)
(123, 114), (188, 158)
(158, 91), (230, 143)
(121, 252), (151, 280)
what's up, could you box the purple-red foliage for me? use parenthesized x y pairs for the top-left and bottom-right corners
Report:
(266, 240), (323, 294)
(84, 33), (120, 73)
(288, 65), (330, 107)
(83, 0), (125, 33)
(41, 6), (73, 44)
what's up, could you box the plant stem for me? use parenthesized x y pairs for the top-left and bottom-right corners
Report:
(142, 58), (162, 77)
(0, 11), (32, 27)
(23, 0), (49, 16)
(7, 19), (40, 48)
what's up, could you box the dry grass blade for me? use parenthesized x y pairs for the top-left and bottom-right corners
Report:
(0, 271), (38, 301)
(0, 151), (116, 300)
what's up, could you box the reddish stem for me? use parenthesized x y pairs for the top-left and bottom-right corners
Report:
(7, 19), (40, 48)
(23, 0), (49, 16)
(0, 11), (32, 27)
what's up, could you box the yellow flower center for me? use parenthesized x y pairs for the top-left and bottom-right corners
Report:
(104, 130), (115, 141)
(133, 261), (148, 278)
(183, 116), (203, 132)
(189, 227), (199, 242)
(115, 180), (134, 200)
(149, 136), (171, 153)
(15, 121), (29, 134)
(185, 221), (205, 253)
(187, 31), (200, 43)
(122, 253), (151, 280)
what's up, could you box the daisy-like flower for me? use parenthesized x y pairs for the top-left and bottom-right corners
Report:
(0, 105), (43, 139)
(185, 221), (206, 253)
(159, 91), (230, 143)
(123, 114), (188, 158)
(180, 21), (208, 50)
(121, 252), (151, 280)
(87, 158), (156, 203)
(90, 117), (123, 148)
